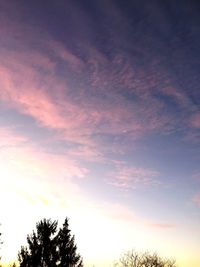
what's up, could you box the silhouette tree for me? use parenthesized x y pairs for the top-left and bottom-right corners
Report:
(18, 217), (83, 267)
(114, 250), (177, 267)
(57, 218), (83, 267)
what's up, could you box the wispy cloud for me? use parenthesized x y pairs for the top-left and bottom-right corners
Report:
(190, 113), (200, 129)
(108, 161), (160, 190)
(0, 128), (26, 147)
(1, 7), (199, 164)
(1, 0), (200, 143)
(0, 140), (89, 218)
(192, 172), (200, 182)
(98, 202), (175, 231)
(47, 40), (84, 71)
(0, 44), (174, 156)
(67, 145), (105, 163)
(192, 193), (200, 207)
(149, 223), (175, 229)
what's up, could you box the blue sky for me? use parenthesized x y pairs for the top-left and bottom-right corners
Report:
(0, 1), (200, 266)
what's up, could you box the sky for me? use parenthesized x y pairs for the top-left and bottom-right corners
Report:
(0, 0), (200, 266)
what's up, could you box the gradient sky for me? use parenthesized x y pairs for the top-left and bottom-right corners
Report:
(0, 1), (200, 266)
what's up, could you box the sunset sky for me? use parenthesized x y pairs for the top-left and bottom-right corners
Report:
(0, 1), (200, 266)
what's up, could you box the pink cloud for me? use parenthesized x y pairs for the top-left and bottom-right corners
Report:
(108, 161), (160, 190)
(0, 125), (89, 214)
(0, 128), (26, 147)
(0, 59), (95, 147)
(162, 87), (189, 107)
(82, 50), (179, 134)
(0, 22), (187, 159)
(193, 194), (200, 207)
(162, 88), (200, 133)
(98, 202), (138, 226)
(0, 53), (161, 149)
(0, 143), (89, 201)
(99, 202), (175, 231)
(48, 40), (84, 71)
(192, 172), (200, 181)
(149, 223), (175, 229)
(67, 145), (105, 162)
(190, 113), (200, 129)
(1, 0), (198, 155)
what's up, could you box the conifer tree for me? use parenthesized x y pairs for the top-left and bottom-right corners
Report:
(18, 217), (83, 267)
(57, 218), (83, 267)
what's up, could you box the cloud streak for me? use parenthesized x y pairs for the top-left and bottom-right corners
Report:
(0, 128), (26, 147)
(193, 194), (200, 207)
(107, 160), (160, 190)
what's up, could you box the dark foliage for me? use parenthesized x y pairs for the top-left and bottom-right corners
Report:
(18, 218), (83, 267)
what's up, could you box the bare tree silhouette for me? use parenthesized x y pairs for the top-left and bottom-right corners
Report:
(114, 250), (177, 267)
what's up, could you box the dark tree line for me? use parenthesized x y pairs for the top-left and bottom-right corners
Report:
(0, 218), (178, 267)
(18, 217), (83, 267)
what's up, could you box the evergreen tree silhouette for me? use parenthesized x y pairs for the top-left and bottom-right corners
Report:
(18, 217), (83, 267)
(57, 218), (83, 267)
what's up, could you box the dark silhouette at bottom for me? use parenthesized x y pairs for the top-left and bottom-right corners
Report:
(18, 217), (83, 267)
